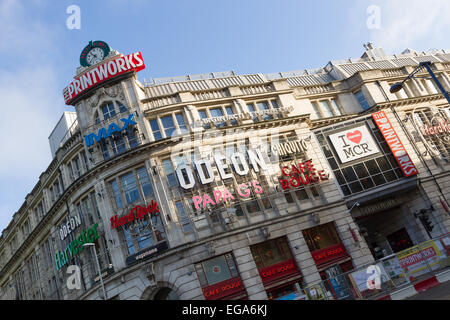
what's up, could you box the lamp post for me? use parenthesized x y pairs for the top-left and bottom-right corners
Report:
(390, 61), (450, 104)
(83, 242), (107, 300)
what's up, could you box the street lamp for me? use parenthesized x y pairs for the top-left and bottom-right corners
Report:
(390, 61), (450, 104)
(83, 242), (107, 300)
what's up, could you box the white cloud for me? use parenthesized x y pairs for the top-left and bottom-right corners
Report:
(368, 0), (450, 53)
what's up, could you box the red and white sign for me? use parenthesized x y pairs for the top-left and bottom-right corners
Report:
(311, 243), (348, 266)
(372, 111), (418, 177)
(258, 259), (300, 284)
(63, 52), (145, 105)
(202, 277), (245, 300)
(328, 125), (380, 164)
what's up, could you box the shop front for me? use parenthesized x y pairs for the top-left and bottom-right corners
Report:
(194, 253), (248, 300)
(302, 222), (355, 300)
(250, 236), (303, 300)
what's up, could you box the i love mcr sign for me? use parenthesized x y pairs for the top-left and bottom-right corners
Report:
(63, 51), (145, 105)
(328, 124), (380, 164)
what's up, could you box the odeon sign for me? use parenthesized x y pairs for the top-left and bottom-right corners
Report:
(63, 51), (145, 105)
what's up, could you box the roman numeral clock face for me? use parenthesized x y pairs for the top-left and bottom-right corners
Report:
(79, 40), (111, 67)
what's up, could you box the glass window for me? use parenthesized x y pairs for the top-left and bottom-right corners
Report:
(150, 119), (162, 141)
(175, 201), (192, 232)
(225, 106), (237, 125)
(136, 167), (153, 197)
(102, 102), (116, 120)
(330, 99), (342, 116)
(118, 102), (128, 113)
(303, 222), (340, 252)
(257, 101), (273, 120)
(126, 127), (139, 148)
(210, 108), (226, 128)
(161, 115), (176, 138)
(355, 90), (371, 110)
(135, 220), (153, 250)
(198, 110), (211, 129)
(176, 113), (187, 132)
(250, 237), (293, 269)
(162, 159), (177, 188)
(121, 172), (140, 205)
(247, 104), (259, 122)
(320, 101), (334, 117)
(111, 135), (126, 155)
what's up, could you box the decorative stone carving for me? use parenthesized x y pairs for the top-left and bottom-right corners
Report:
(86, 83), (126, 109)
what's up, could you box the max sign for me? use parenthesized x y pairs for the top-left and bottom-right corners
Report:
(372, 111), (418, 177)
(84, 114), (136, 147)
(328, 125), (380, 163)
(63, 52), (145, 105)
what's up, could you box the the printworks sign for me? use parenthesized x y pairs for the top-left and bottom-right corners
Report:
(372, 111), (418, 177)
(63, 46), (145, 105)
(328, 124), (380, 164)
(84, 114), (137, 147)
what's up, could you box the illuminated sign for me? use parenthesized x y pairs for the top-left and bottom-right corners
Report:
(311, 243), (348, 266)
(372, 111), (418, 177)
(84, 113), (136, 147)
(192, 180), (262, 210)
(175, 149), (267, 190)
(271, 138), (308, 156)
(202, 277), (245, 300)
(110, 201), (159, 230)
(55, 224), (99, 270)
(328, 125), (380, 163)
(63, 52), (145, 105)
(279, 160), (329, 190)
(258, 259), (300, 284)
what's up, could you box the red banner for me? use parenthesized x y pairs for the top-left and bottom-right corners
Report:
(372, 111), (418, 177)
(311, 243), (348, 266)
(258, 259), (299, 284)
(63, 52), (145, 105)
(202, 277), (245, 300)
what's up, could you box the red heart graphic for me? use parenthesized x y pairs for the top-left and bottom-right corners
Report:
(346, 130), (362, 144)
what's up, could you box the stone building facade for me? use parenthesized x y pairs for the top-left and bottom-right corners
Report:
(0, 43), (449, 300)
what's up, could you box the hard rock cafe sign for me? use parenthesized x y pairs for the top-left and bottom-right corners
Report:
(411, 106), (450, 161)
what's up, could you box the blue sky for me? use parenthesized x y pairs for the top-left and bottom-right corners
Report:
(0, 0), (449, 232)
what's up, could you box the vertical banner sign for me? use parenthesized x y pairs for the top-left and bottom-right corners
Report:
(372, 111), (418, 177)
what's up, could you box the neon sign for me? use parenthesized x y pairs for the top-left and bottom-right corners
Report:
(110, 201), (159, 230)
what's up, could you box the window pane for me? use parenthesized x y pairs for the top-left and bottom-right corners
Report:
(311, 102), (322, 119)
(355, 91), (370, 110)
(175, 201), (192, 232)
(150, 119), (162, 141)
(320, 101), (333, 117)
(257, 102), (273, 120)
(161, 115), (176, 138)
(176, 113), (187, 132)
(102, 102), (116, 120)
(162, 159), (177, 187)
(136, 167), (153, 197)
(330, 100), (342, 116)
(118, 103), (128, 113)
(247, 104), (259, 122)
(202, 256), (232, 286)
(121, 172), (140, 204)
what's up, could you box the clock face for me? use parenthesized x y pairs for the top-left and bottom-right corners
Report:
(86, 47), (105, 66)
(80, 41), (110, 67)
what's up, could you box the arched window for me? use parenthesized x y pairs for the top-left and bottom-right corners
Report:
(101, 102), (116, 120)
(117, 102), (128, 113)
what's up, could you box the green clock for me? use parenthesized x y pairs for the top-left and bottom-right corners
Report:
(80, 41), (111, 67)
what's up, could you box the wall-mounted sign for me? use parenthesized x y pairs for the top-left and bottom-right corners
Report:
(258, 259), (300, 284)
(328, 125), (380, 164)
(125, 241), (168, 266)
(202, 277), (245, 300)
(63, 52), (145, 105)
(279, 159), (329, 190)
(84, 114), (137, 147)
(59, 212), (82, 241)
(55, 224), (99, 270)
(92, 265), (115, 284)
(192, 180), (262, 210)
(176, 149), (267, 190)
(372, 111), (418, 177)
(110, 201), (159, 230)
(271, 137), (308, 157)
(311, 243), (348, 266)
(200, 106), (294, 125)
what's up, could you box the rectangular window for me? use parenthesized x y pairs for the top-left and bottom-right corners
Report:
(175, 201), (192, 232)
(199, 110), (211, 129)
(210, 108), (226, 128)
(102, 102), (116, 120)
(150, 119), (162, 141)
(247, 104), (259, 122)
(256, 101), (273, 121)
(355, 90), (371, 110)
(176, 113), (187, 132)
(320, 101), (334, 117)
(121, 172), (140, 205)
(330, 99), (342, 116)
(225, 106), (237, 125)
(161, 115), (176, 138)
(250, 237), (294, 269)
(136, 167), (153, 197)
(111, 180), (123, 209)
(162, 159), (177, 188)
(311, 102), (322, 119)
